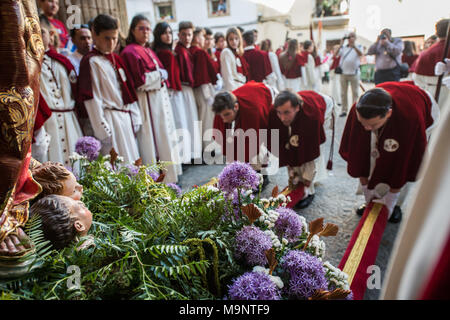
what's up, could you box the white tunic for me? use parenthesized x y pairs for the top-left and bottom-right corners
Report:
(39, 54), (83, 166)
(67, 50), (83, 75)
(83, 55), (141, 164)
(267, 52), (285, 91)
(304, 54), (319, 91)
(220, 48), (246, 91)
(136, 69), (182, 183)
(194, 83), (216, 151)
(413, 73), (450, 114)
(180, 85), (202, 161)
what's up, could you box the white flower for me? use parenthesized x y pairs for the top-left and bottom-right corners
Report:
(69, 152), (87, 161)
(252, 266), (284, 289)
(116, 156), (124, 162)
(282, 238), (289, 245)
(104, 155), (111, 160)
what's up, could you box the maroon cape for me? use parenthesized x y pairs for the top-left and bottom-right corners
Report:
(214, 48), (222, 72)
(33, 94), (52, 135)
(78, 48), (137, 105)
(339, 81), (434, 189)
(415, 39), (450, 76)
(121, 43), (166, 89)
(174, 43), (194, 87)
(330, 55), (341, 71)
(280, 53), (305, 79)
(189, 46), (218, 88)
(314, 55), (321, 67)
(243, 48), (273, 82)
(213, 81), (272, 162)
(268, 90), (326, 167)
(156, 48), (182, 91)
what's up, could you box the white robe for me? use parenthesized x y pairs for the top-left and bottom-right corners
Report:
(180, 85), (202, 161)
(267, 52), (285, 91)
(136, 69), (182, 183)
(304, 54), (318, 91)
(194, 83), (216, 151)
(83, 55), (141, 164)
(38, 54), (83, 166)
(413, 73), (450, 114)
(220, 48), (246, 91)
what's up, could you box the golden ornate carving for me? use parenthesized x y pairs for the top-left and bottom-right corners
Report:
(24, 16), (44, 61)
(0, 87), (35, 154)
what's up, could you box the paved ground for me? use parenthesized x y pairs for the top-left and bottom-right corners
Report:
(178, 81), (403, 300)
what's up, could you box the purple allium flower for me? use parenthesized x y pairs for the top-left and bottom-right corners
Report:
(228, 271), (281, 300)
(218, 162), (260, 195)
(281, 250), (328, 299)
(235, 226), (272, 266)
(274, 207), (303, 242)
(146, 170), (159, 181)
(125, 164), (139, 177)
(75, 136), (101, 161)
(166, 183), (182, 197)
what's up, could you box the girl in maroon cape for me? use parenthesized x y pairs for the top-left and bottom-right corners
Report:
(153, 22), (196, 164)
(279, 39), (306, 92)
(220, 27), (248, 91)
(121, 15), (181, 183)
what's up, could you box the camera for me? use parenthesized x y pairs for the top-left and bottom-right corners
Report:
(343, 35), (349, 40)
(380, 34), (387, 40)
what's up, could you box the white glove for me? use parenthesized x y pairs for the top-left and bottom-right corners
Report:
(362, 184), (374, 203)
(373, 191), (400, 217)
(443, 76), (450, 89)
(215, 74), (223, 91)
(434, 58), (450, 76)
(159, 68), (169, 81)
(133, 124), (141, 133)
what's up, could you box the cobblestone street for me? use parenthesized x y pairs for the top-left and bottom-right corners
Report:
(179, 82), (403, 300)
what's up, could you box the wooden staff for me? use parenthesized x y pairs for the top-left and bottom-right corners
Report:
(359, 81), (366, 92)
(435, 21), (450, 103)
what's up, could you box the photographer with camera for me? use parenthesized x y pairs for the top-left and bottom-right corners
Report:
(336, 32), (363, 117)
(368, 28), (404, 85)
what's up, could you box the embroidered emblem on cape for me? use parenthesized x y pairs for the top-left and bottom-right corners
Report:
(69, 69), (77, 84)
(290, 135), (299, 147)
(384, 139), (399, 152)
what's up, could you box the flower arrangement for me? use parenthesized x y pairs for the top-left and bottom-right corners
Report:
(1, 145), (351, 301)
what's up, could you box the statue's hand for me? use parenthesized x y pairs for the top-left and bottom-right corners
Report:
(0, 227), (31, 256)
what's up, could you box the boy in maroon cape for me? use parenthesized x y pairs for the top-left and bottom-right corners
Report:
(77, 14), (141, 164)
(242, 30), (274, 84)
(212, 81), (275, 185)
(174, 21), (202, 162)
(268, 90), (333, 209)
(339, 81), (440, 223)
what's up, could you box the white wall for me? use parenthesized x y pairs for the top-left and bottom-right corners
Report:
(126, 0), (259, 37)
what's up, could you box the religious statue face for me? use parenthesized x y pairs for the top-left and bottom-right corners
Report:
(356, 109), (392, 131)
(94, 29), (119, 54)
(179, 28), (193, 48)
(61, 172), (83, 201)
(276, 101), (300, 127)
(65, 197), (92, 237)
(133, 20), (151, 46)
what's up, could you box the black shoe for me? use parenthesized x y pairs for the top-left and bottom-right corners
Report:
(356, 204), (366, 216)
(388, 205), (402, 223)
(295, 194), (315, 209)
(339, 112), (347, 117)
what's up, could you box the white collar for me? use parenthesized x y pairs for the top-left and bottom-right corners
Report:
(244, 46), (255, 51)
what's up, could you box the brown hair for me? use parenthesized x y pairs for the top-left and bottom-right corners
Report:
(32, 162), (71, 200)
(279, 39), (299, 70)
(30, 195), (78, 250)
(436, 19), (450, 39)
(179, 21), (194, 32)
(225, 27), (243, 56)
(260, 39), (272, 52)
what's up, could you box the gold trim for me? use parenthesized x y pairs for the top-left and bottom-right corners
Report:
(342, 202), (383, 284)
